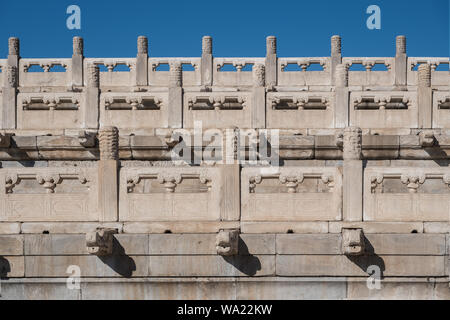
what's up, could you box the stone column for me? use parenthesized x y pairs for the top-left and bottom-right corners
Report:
(417, 63), (432, 128)
(168, 62), (182, 128)
(330, 35), (342, 85)
(72, 36), (84, 86)
(265, 36), (277, 87)
(83, 64), (100, 129)
(395, 35), (407, 86)
(98, 126), (119, 221)
(334, 63), (349, 128)
(201, 36), (213, 86)
(342, 127), (363, 221)
(136, 36), (148, 86)
(2, 37), (20, 129)
(252, 64), (266, 128)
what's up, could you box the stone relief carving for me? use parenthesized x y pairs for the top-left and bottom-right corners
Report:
(248, 175), (262, 193)
(353, 96), (411, 110)
(188, 95), (247, 110)
(341, 228), (365, 256)
(73, 37), (83, 55)
(137, 36), (148, 55)
(400, 174), (426, 193)
(87, 64), (100, 87)
(86, 228), (118, 256)
(270, 96), (329, 110)
(331, 35), (341, 55)
(22, 96), (80, 110)
(280, 59), (328, 72)
(104, 96), (163, 110)
(36, 174), (62, 193)
(5, 174), (19, 194)
(252, 64), (265, 87)
(335, 64), (348, 87)
(343, 127), (362, 160)
(98, 126), (119, 160)
(8, 37), (19, 56)
(266, 36), (277, 55)
(169, 62), (182, 87)
(279, 174), (304, 193)
(202, 36), (212, 55)
(419, 131), (435, 147)
(157, 173), (182, 193)
(418, 63), (431, 87)
(6, 65), (17, 87)
(216, 229), (239, 256)
(396, 35), (406, 55)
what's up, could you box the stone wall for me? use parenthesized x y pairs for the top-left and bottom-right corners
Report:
(0, 35), (448, 299)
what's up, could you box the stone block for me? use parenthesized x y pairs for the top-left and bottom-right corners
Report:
(364, 234), (446, 255)
(0, 235), (23, 255)
(276, 255), (446, 277)
(276, 234), (341, 254)
(329, 222), (423, 234)
(241, 222), (328, 234)
(25, 255), (149, 277)
(148, 255), (275, 277)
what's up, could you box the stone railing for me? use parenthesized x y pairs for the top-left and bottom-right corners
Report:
(1, 35), (448, 131)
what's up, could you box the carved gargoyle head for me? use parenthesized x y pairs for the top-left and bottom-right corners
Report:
(86, 228), (118, 256)
(342, 228), (365, 256)
(216, 229), (239, 256)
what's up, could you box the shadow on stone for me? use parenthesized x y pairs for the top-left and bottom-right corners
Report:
(222, 237), (261, 276)
(99, 237), (136, 278)
(345, 235), (385, 280)
(425, 146), (450, 166)
(0, 256), (11, 279)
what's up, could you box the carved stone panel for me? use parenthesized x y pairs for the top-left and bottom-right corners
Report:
(184, 92), (252, 129)
(119, 166), (223, 221)
(241, 167), (342, 221)
(350, 91), (417, 129)
(17, 92), (84, 130)
(267, 92), (334, 129)
(364, 167), (450, 221)
(0, 167), (99, 221)
(432, 91), (450, 128)
(100, 92), (169, 129)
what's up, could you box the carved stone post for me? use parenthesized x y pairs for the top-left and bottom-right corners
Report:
(168, 62), (182, 128)
(136, 36), (148, 86)
(83, 64), (100, 129)
(2, 65), (17, 129)
(2, 37), (20, 129)
(98, 126), (119, 221)
(330, 35), (342, 85)
(7, 37), (19, 67)
(72, 36), (84, 86)
(252, 64), (266, 128)
(395, 35), (407, 86)
(334, 63), (349, 128)
(417, 63), (432, 128)
(342, 127), (363, 221)
(265, 36), (277, 87)
(201, 36), (213, 86)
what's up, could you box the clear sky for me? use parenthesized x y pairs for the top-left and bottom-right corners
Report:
(1, 0), (449, 59)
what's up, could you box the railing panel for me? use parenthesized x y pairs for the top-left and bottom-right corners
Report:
(0, 167), (99, 221)
(241, 167), (342, 221)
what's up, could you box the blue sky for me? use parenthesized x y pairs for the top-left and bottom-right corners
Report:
(1, 0), (448, 58)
